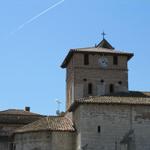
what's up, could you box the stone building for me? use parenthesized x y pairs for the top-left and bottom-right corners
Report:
(0, 38), (150, 150)
(0, 107), (44, 150)
(14, 116), (75, 150)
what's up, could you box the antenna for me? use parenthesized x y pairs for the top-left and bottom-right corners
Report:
(55, 99), (62, 116)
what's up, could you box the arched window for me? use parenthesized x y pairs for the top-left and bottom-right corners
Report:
(88, 83), (93, 95)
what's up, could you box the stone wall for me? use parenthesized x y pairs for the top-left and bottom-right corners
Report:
(51, 132), (76, 150)
(14, 131), (76, 150)
(14, 131), (52, 150)
(66, 56), (74, 109)
(0, 139), (9, 150)
(73, 103), (150, 150)
(0, 124), (26, 150)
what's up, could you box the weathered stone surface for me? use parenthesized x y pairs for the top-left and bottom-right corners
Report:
(73, 104), (150, 150)
(14, 131), (76, 150)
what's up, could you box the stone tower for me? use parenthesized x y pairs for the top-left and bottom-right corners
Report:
(61, 38), (133, 109)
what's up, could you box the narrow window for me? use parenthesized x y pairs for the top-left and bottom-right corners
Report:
(101, 80), (104, 83)
(83, 78), (87, 82)
(84, 54), (89, 65)
(118, 81), (122, 85)
(109, 84), (114, 93)
(113, 56), (118, 65)
(88, 83), (93, 95)
(98, 126), (101, 133)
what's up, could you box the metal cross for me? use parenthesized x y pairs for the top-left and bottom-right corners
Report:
(101, 31), (106, 39)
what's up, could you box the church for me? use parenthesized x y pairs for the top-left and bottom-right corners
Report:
(0, 37), (150, 150)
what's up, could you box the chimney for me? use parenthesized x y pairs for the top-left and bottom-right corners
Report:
(25, 106), (30, 112)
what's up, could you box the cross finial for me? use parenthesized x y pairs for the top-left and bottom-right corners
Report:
(101, 31), (106, 39)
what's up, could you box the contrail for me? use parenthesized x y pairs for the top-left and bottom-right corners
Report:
(11, 0), (64, 35)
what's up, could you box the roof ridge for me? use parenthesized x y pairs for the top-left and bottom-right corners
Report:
(71, 47), (132, 53)
(70, 46), (95, 50)
(76, 96), (150, 101)
(69, 96), (150, 112)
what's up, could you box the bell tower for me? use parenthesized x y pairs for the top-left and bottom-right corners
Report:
(61, 38), (134, 109)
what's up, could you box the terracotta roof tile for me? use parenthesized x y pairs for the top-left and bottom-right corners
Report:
(15, 116), (75, 133)
(69, 92), (150, 111)
(0, 109), (44, 124)
(107, 91), (150, 97)
(77, 96), (150, 104)
(0, 109), (41, 116)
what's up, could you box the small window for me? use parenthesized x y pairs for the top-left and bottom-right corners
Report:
(101, 80), (104, 83)
(109, 84), (114, 93)
(113, 56), (118, 65)
(88, 83), (93, 95)
(118, 81), (122, 85)
(84, 54), (89, 65)
(98, 126), (101, 133)
(83, 78), (87, 82)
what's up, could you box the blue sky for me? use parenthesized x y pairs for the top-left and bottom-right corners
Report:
(0, 0), (150, 115)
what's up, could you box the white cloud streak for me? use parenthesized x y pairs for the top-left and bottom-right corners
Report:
(11, 0), (64, 35)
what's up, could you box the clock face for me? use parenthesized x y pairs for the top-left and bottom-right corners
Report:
(98, 57), (108, 68)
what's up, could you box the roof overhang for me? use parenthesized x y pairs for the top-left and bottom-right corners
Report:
(61, 49), (134, 68)
(68, 95), (150, 112)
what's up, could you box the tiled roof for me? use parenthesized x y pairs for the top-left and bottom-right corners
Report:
(108, 91), (150, 97)
(74, 47), (132, 54)
(61, 47), (133, 68)
(0, 109), (41, 116)
(0, 109), (44, 124)
(69, 92), (150, 112)
(15, 116), (75, 133)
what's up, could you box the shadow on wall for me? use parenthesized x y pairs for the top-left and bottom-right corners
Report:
(120, 129), (136, 150)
